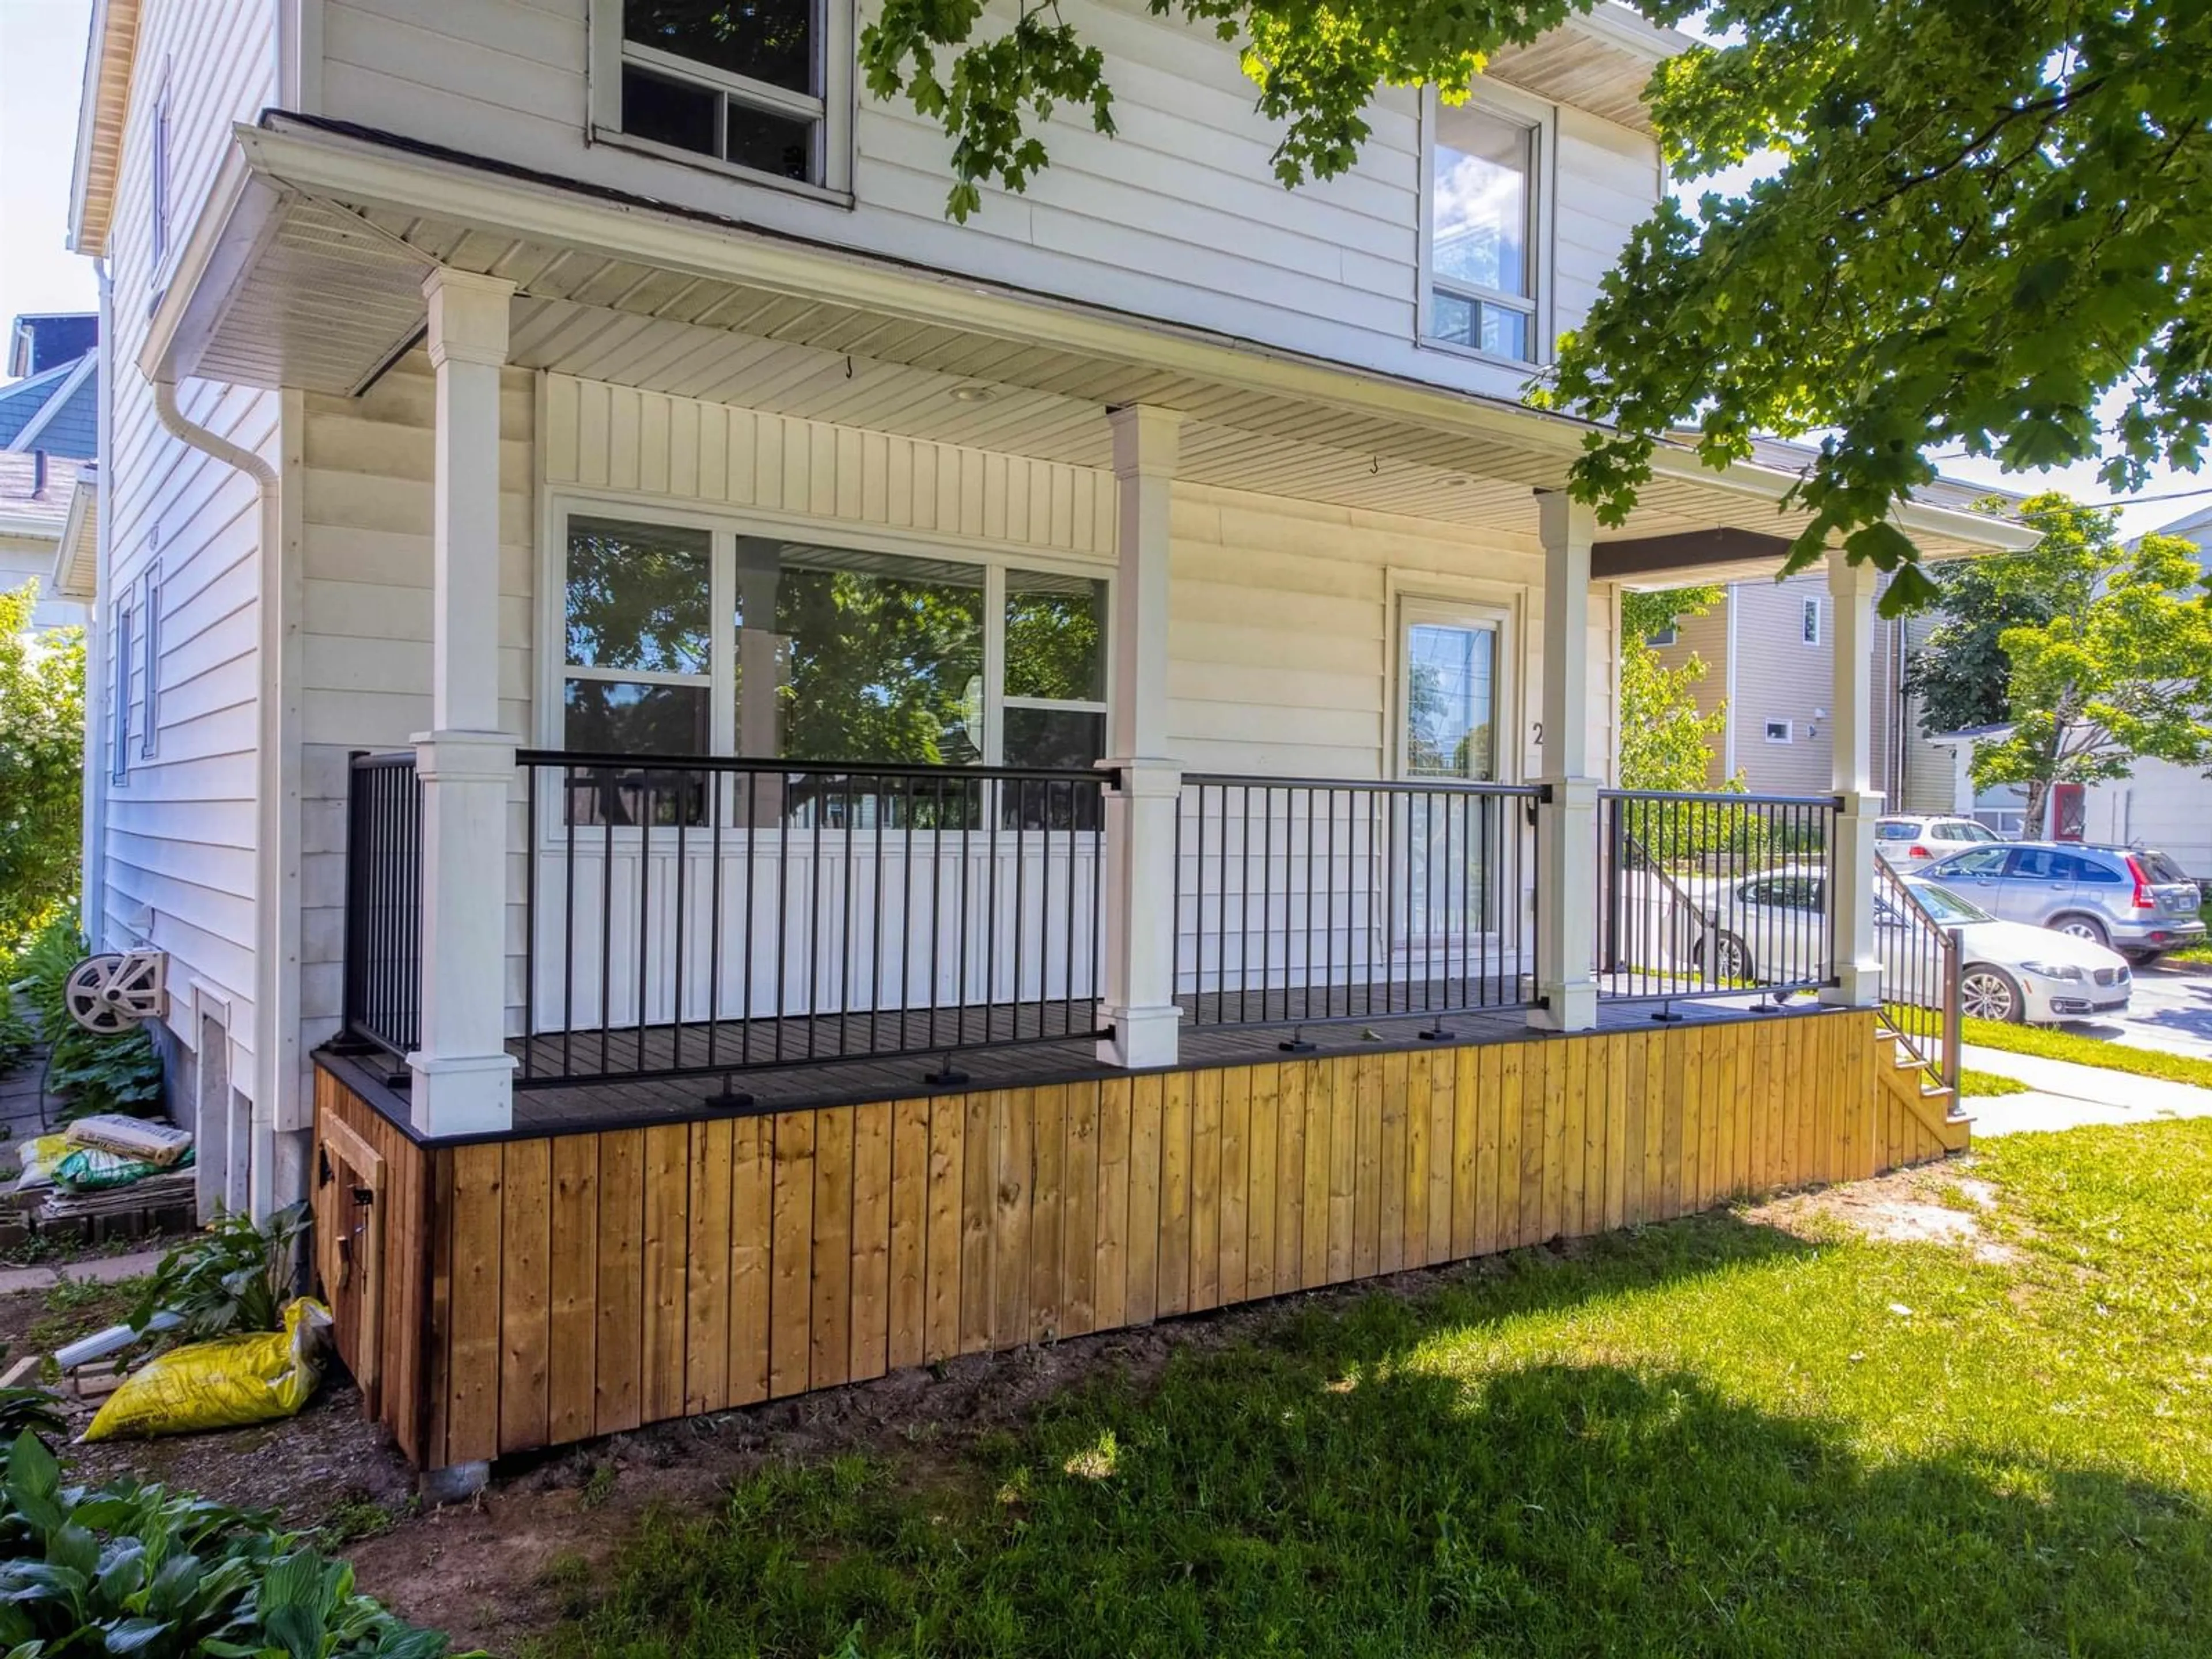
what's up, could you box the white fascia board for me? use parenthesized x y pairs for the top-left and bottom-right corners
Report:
(219, 118), (2032, 555)
(229, 119), (1594, 459)
(1574, 3), (1691, 63)
(51, 474), (100, 601)
(65, 0), (111, 253)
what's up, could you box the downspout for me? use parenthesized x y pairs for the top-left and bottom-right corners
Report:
(80, 257), (114, 946)
(148, 375), (297, 1221)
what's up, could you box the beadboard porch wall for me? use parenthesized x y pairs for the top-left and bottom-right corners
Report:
(295, 361), (1623, 1063)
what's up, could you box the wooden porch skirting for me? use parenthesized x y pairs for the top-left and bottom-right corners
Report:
(310, 1007), (1960, 1471)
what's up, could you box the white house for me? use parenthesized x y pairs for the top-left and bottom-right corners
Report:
(62, 0), (2028, 1468)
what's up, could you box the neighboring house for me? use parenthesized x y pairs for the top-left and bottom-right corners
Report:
(0, 311), (103, 632)
(66, 0), (2027, 1472)
(2059, 505), (2212, 874)
(1648, 466), (2024, 815)
(0, 315), (101, 461)
(0, 452), (96, 632)
(1650, 565), (1958, 810)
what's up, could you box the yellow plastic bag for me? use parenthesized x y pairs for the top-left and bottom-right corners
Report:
(82, 1298), (332, 1442)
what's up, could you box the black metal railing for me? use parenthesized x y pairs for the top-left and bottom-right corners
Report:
(1876, 857), (1964, 1095)
(1597, 789), (1841, 1006)
(1175, 775), (1546, 1036)
(516, 751), (1108, 1087)
(342, 750), (424, 1060)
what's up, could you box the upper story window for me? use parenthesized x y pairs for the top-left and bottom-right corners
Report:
(149, 71), (173, 279)
(1801, 596), (1823, 646)
(1644, 624), (1677, 648)
(1423, 97), (1546, 365)
(594, 1), (854, 196)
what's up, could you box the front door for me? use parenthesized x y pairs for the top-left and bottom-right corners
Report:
(1395, 600), (1505, 953)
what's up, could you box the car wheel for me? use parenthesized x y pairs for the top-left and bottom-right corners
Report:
(1960, 965), (2024, 1024)
(1695, 932), (1754, 986)
(2054, 913), (2112, 949)
(2123, 948), (2164, 967)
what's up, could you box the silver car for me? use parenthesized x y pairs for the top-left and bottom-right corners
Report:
(1874, 814), (2005, 869)
(1921, 841), (2206, 964)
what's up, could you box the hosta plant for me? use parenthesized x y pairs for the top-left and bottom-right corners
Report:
(0, 1431), (469, 1658)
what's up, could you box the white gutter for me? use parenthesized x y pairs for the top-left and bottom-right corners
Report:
(147, 373), (297, 1221)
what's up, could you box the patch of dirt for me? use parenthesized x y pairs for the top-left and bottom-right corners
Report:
(1744, 1159), (2021, 1265)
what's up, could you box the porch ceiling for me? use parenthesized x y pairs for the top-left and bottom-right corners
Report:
(149, 115), (2036, 562)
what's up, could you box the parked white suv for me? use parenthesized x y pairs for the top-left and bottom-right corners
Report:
(1876, 815), (2005, 868)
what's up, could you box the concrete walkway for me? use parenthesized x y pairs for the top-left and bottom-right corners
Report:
(1960, 1042), (2212, 1136)
(0, 1247), (168, 1297)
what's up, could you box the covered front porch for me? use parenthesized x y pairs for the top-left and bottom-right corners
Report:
(147, 114), (2012, 1471)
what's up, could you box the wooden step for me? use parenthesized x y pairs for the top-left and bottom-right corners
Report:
(1871, 1031), (1972, 1153)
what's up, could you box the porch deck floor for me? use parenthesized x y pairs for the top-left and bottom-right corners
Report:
(442, 979), (1808, 1139)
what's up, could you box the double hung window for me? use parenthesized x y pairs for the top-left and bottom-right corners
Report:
(599, 0), (852, 192)
(1425, 99), (1543, 363)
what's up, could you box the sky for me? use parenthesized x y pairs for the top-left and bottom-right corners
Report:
(0, 0), (98, 318)
(0, 4), (2199, 536)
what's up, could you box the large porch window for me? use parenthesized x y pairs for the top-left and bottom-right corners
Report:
(555, 507), (1110, 780)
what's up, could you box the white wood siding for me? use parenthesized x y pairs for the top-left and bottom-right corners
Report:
(100, 0), (281, 1090)
(314, 0), (1658, 403)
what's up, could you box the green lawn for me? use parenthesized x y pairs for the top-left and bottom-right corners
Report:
(1965, 1015), (2212, 1090)
(535, 1122), (2212, 1659)
(2162, 902), (2212, 964)
(1957, 1066), (2029, 1098)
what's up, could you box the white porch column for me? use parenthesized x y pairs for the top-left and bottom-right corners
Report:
(1531, 491), (1599, 1032)
(1097, 405), (1183, 1068)
(408, 269), (518, 1135)
(1823, 550), (1884, 1008)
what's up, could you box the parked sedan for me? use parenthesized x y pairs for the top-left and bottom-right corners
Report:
(1874, 815), (2006, 868)
(1896, 879), (2134, 1025)
(1919, 841), (2205, 963)
(1687, 870), (2133, 1023)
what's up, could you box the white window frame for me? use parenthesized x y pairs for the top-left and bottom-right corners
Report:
(1392, 593), (1518, 785)
(1416, 81), (1556, 370)
(1801, 596), (1823, 646)
(137, 559), (161, 761)
(1763, 718), (1794, 745)
(148, 68), (173, 284)
(539, 491), (1113, 774)
(109, 593), (133, 785)
(586, 0), (856, 204)
(1645, 624), (1677, 648)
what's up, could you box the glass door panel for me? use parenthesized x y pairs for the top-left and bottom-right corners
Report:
(1397, 604), (1503, 951)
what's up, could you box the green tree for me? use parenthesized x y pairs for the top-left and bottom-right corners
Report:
(864, 3), (2212, 607)
(1907, 556), (2059, 738)
(1618, 586), (1725, 793)
(0, 583), (85, 951)
(1963, 497), (2212, 836)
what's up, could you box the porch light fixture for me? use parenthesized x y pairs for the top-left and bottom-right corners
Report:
(948, 384), (997, 403)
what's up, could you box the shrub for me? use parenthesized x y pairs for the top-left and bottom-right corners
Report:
(0, 1431), (470, 1658)
(0, 583), (83, 955)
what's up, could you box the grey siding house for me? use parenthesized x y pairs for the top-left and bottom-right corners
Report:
(1652, 567), (1954, 812)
